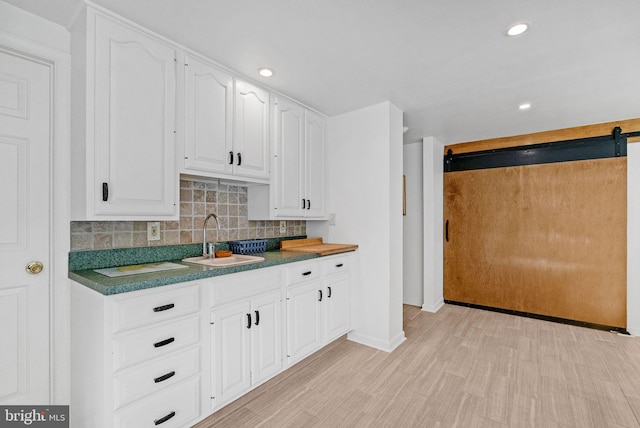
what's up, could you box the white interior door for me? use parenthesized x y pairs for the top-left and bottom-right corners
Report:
(0, 48), (51, 404)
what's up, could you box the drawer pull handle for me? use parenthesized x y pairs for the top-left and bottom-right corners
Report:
(154, 411), (175, 425)
(229, 151), (234, 165)
(318, 290), (323, 302)
(328, 286), (332, 298)
(247, 313), (252, 329)
(335, 263), (344, 268)
(302, 271), (312, 276)
(102, 182), (108, 201)
(153, 303), (175, 313)
(255, 310), (260, 326)
(154, 371), (176, 383)
(237, 152), (242, 166)
(153, 337), (175, 348)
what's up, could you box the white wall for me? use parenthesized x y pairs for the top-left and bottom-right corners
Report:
(0, 0), (71, 404)
(422, 137), (444, 313)
(402, 142), (424, 306)
(628, 143), (640, 335)
(308, 101), (405, 352)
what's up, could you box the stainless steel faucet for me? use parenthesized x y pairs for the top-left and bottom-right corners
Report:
(203, 213), (221, 258)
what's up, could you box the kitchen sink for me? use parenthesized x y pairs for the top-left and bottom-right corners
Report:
(182, 254), (265, 268)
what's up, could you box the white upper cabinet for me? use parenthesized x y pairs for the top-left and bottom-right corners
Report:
(248, 97), (326, 219)
(183, 55), (234, 176)
(234, 80), (270, 180)
(182, 70), (270, 182)
(304, 110), (327, 218)
(273, 97), (305, 217)
(71, 8), (178, 220)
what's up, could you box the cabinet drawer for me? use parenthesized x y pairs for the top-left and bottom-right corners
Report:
(114, 376), (200, 428)
(113, 315), (199, 371)
(112, 285), (199, 333)
(285, 261), (321, 286)
(323, 255), (349, 276)
(113, 346), (200, 409)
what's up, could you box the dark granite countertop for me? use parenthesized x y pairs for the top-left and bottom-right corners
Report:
(70, 249), (319, 296)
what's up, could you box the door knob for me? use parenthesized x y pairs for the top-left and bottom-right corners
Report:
(26, 261), (43, 274)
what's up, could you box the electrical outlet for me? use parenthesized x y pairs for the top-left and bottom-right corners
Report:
(279, 220), (287, 233)
(329, 213), (336, 226)
(147, 222), (160, 241)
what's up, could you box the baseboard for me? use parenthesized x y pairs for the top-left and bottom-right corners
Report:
(347, 330), (406, 353)
(422, 299), (444, 313)
(626, 327), (640, 337)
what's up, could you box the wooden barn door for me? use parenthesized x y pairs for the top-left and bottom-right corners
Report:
(444, 128), (629, 329)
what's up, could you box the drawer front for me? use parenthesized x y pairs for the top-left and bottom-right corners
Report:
(113, 346), (200, 409)
(114, 376), (200, 428)
(323, 255), (349, 276)
(112, 284), (199, 333)
(209, 267), (281, 308)
(285, 261), (321, 286)
(113, 315), (199, 371)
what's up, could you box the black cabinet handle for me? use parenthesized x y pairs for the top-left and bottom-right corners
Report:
(229, 151), (234, 165)
(153, 303), (175, 313)
(102, 182), (108, 201)
(307, 199), (311, 209)
(154, 371), (176, 383)
(335, 263), (343, 268)
(318, 290), (323, 302)
(328, 286), (332, 298)
(153, 337), (175, 348)
(247, 313), (252, 329)
(154, 411), (175, 425)
(445, 220), (449, 242)
(302, 271), (312, 276)
(255, 310), (260, 326)
(302, 199), (305, 209)
(237, 152), (242, 166)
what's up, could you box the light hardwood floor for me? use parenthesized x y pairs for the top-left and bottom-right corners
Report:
(194, 304), (640, 427)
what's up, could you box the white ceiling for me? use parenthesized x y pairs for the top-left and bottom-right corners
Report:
(6, 0), (640, 145)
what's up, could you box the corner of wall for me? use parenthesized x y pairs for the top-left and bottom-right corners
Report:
(423, 136), (444, 312)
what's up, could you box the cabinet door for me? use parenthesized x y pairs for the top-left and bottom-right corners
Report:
(211, 301), (251, 407)
(184, 56), (233, 175)
(324, 275), (349, 343)
(234, 80), (270, 179)
(305, 111), (326, 218)
(94, 15), (177, 217)
(286, 281), (323, 365)
(274, 97), (305, 217)
(250, 291), (282, 385)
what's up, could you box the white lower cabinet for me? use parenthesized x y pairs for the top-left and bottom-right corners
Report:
(70, 282), (203, 428)
(209, 271), (282, 410)
(286, 279), (324, 365)
(285, 255), (351, 366)
(71, 253), (354, 426)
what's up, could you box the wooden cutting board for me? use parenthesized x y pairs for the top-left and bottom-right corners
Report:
(280, 237), (358, 256)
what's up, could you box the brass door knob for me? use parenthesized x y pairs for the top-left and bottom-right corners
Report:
(26, 261), (44, 274)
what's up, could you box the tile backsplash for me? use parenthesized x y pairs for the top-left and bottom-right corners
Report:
(70, 179), (306, 251)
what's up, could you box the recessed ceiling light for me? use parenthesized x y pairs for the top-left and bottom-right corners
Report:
(506, 22), (529, 37)
(258, 68), (274, 77)
(519, 103), (532, 110)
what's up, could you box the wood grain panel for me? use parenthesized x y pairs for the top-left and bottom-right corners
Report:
(444, 157), (627, 328)
(445, 118), (640, 154)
